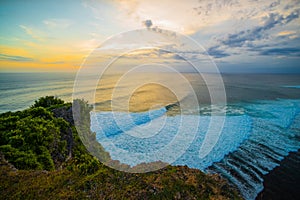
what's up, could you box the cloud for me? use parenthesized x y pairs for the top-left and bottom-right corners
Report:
(19, 20), (72, 43)
(143, 19), (153, 28)
(277, 30), (298, 39)
(202, 8), (300, 59)
(172, 54), (184, 60)
(121, 48), (175, 60)
(43, 19), (72, 29)
(111, 0), (300, 35)
(19, 25), (44, 41)
(206, 46), (230, 58)
(277, 30), (296, 36)
(220, 10), (300, 48)
(259, 47), (300, 56)
(0, 54), (34, 62)
(84, 0), (300, 63)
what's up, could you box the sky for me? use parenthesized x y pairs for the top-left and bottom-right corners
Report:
(0, 0), (299, 73)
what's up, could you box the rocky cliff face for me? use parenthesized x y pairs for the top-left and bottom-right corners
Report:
(52, 106), (74, 125)
(0, 152), (17, 172)
(51, 106), (75, 167)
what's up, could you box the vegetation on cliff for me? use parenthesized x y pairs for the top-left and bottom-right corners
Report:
(0, 96), (242, 200)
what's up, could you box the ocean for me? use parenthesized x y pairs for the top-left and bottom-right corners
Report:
(1, 72), (300, 199)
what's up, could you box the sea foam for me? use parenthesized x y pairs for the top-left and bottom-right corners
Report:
(91, 107), (252, 169)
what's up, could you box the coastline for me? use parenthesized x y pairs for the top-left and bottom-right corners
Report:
(0, 97), (242, 199)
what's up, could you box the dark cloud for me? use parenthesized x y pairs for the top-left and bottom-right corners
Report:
(158, 49), (172, 56)
(259, 47), (300, 56)
(0, 54), (34, 62)
(221, 9), (300, 48)
(172, 54), (185, 60)
(206, 46), (230, 58)
(269, 1), (280, 8)
(143, 19), (153, 28)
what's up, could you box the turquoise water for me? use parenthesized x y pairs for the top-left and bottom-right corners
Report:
(91, 98), (300, 200)
(1, 72), (300, 199)
(284, 85), (300, 89)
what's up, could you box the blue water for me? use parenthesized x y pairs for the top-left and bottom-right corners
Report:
(91, 98), (300, 200)
(1, 72), (300, 200)
(0, 73), (75, 113)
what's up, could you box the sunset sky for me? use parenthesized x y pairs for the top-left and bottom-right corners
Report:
(0, 0), (299, 72)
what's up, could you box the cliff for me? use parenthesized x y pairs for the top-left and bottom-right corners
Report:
(0, 96), (242, 200)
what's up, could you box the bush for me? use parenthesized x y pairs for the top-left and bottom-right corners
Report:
(0, 145), (42, 170)
(0, 96), (108, 173)
(32, 96), (64, 108)
(0, 101), (67, 171)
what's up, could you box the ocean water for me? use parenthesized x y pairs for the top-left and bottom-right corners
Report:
(90, 98), (300, 200)
(1, 72), (300, 199)
(0, 73), (75, 113)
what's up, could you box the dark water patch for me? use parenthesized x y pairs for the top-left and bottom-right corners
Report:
(256, 150), (300, 200)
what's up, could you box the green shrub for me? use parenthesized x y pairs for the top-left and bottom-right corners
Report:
(0, 100), (67, 171)
(32, 96), (64, 108)
(0, 145), (42, 170)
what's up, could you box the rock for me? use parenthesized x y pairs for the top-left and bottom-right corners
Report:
(0, 152), (17, 172)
